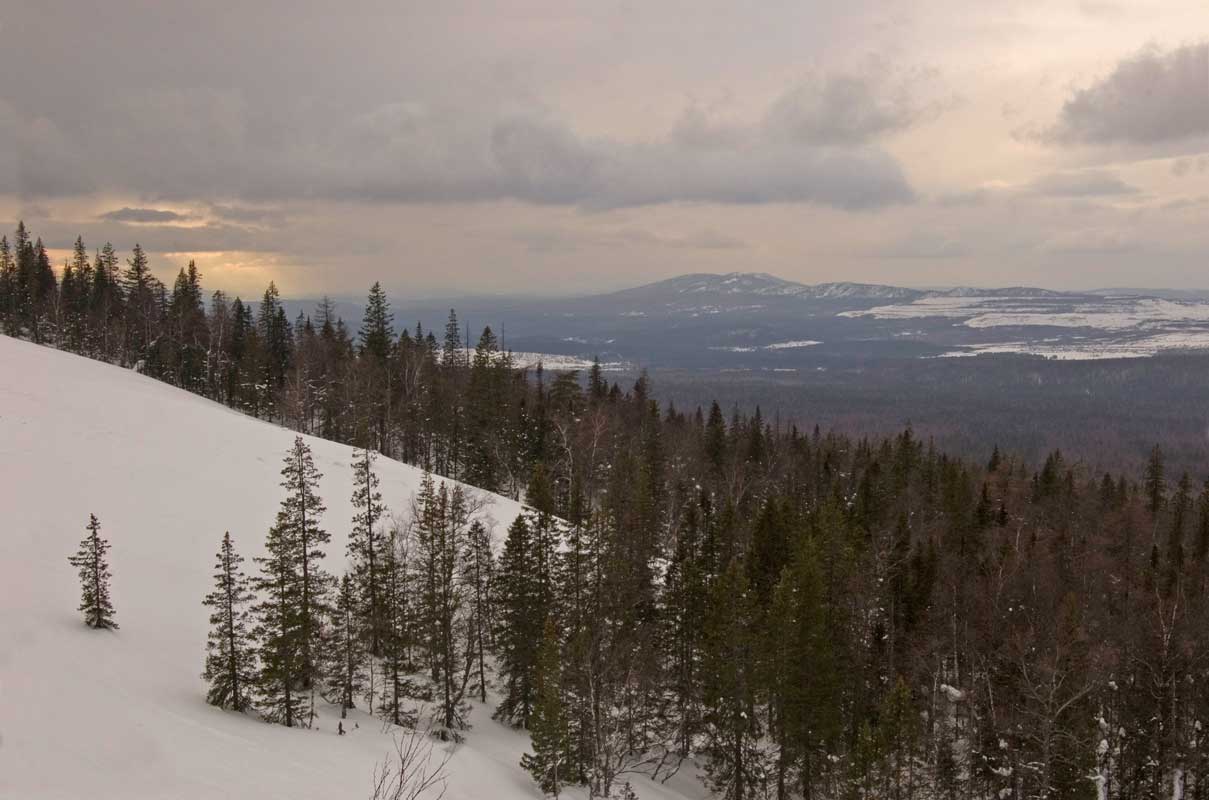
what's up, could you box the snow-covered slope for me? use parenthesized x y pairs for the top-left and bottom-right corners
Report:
(0, 335), (702, 800)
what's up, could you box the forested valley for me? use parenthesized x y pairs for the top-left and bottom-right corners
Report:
(7, 222), (1209, 800)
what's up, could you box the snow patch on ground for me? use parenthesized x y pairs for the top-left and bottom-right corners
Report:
(763, 339), (822, 350)
(710, 340), (822, 353)
(938, 330), (1209, 359)
(843, 295), (1209, 330)
(844, 294), (1209, 360)
(509, 352), (630, 371)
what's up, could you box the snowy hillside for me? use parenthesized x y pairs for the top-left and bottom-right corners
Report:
(0, 335), (702, 800)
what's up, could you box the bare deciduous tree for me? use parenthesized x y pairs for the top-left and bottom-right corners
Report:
(369, 722), (452, 800)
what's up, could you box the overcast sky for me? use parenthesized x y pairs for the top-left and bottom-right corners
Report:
(2, 1), (1207, 298)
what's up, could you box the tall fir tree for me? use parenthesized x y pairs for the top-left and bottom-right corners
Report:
(252, 518), (306, 727)
(258, 281), (292, 402)
(495, 483), (562, 729)
(1145, 444), (1166, 514)
(349, 447), (386, 656)
(378, 525), (418, 727)
(413, 474), (473, 736)
(701, 559), (764, 800)
(358, 282), (394, 363)
(121, 243), (156, 363)
(68, 514), (118, 630)
(202, 532), (256, 712)
(0, 235), (14, 334)
(495, 513), (540, 726)
(322, 572), (367, 718)
(442, 308), (466, 369)
(464, 519), (495, 704)
(521, 618), (572, 798)
(276, 436), (332, 699)
(252, 437), (331, 728)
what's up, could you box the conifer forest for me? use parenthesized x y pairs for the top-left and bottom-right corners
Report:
(5, 221), (1209, 799)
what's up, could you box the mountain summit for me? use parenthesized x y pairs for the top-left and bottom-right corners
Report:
(602, 272), (923, 302)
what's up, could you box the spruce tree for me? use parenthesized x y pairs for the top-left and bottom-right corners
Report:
(701, 559), (763, 800)
(1145, 444), (1166, 514)
(67, 514), (118, 629)
(257, 282), (292, 399)
(378, 525), (418, 727)
(413, 474), (473, 736)
(349, 447), (385, 656)
(495, 475), (563, 730)
(464, 519), (495, 704)
(252, 437), (330, 728)
(705, 401), (727, 472)
(122, 243), (156, 362)
(521, 618), (571, 798)
(495, 514), (540, 726)
(276, 436), (331, 699)
(442, 308), (466, 369)
(12, 221), (33, 334)
(62, 236), (92, 351)
(322, 572), (366, 718)
(772, 533), (844, 800)
(587, 356), (606, 400)
(664, 500), (706, 756)
(0, 235), (14, 334)
(89, 242), (124, 359)
(202, 532), (256, 712)
(358, 282), (394, 363)
(252, 519), (306, 727)
(1196, 478), (1209, 563)
(28, 237), (57, 343)
(466, 326), (503, 491)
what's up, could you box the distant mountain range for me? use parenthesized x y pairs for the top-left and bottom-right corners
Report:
(282, 272), (1209, 367)
(600, 271), (1073, 303)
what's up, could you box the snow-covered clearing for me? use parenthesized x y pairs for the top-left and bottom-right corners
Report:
(508, 352), (630, 372)
(841, 295), (1209, 331)
(709, 340), (821, 353)
(0, 335), (702, 800)
(938, 330), (1209, 359)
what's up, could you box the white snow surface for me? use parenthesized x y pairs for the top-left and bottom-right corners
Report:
(709, 340), (822, 353)
(844, 294), (1209, 360)
(938, 330), (1209, 359)
(0, 335), (702, 800)
(508, 352), (630, 372)
(842, 295), (1209, 330)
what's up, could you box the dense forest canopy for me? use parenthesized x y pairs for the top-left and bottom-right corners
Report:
(7, 223), (1209, 799)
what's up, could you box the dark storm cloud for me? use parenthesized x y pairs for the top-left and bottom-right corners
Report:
(100, 207), (188, 223)
(1047, 43), (1209, 145)
(360, 108), (918, 209)
(9, 0), (1202, 294)
(2, 94), (915, 211)
(0, 2), (918, 212)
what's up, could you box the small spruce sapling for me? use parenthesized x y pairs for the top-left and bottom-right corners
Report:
(68, 513), (118, 629)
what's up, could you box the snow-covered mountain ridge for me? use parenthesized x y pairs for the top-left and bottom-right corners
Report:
(605, 272), (1067, 302)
